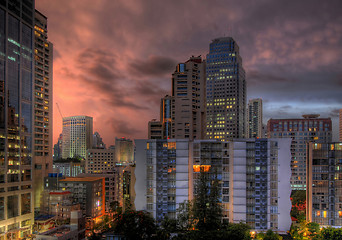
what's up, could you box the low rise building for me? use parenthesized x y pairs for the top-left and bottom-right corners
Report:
(58, 177), (105, 219)
(35, 211), (85, 240)
(85, 148), (115, 174)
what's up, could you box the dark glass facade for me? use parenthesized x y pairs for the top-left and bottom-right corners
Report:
(0, 0), (35, 237)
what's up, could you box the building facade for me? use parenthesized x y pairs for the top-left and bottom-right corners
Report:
(114, 137), (134, 164)
(62, 116), (93, 159)
(58, 177), (105, 219)
(33, 9), (53, 213)
(171, 56), (206, 140)
(53, 160), (85, 177)
(267, 115), (332, 190)
(307, 142), (342, 226)
(246, 98), (262, 138)
(86, 148), (115, 173)
(135, 138), (291, 232)
(135, 139), (190, 221)
(206, 37), (246, 140)
(0, 0), (35, 238)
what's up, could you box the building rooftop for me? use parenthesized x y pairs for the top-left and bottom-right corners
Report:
(40, 226), (71, 237)
(59, 177), (104, 182)
(49, 191), (72, 195)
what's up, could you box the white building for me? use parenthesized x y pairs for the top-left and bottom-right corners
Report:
(135, 138), (292, 232)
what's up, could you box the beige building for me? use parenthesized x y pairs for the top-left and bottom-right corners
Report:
(33, 9), (54, 212)
(246, 98), (263, 138)
(62, 116), (93, 159)
(86, 148), (115, 173)
(171, 56), (206, 139)
(148, 56), (206, 140)
(58, 177), (105, 219)
(40, 190), (80, 225)
(115, 137), (134, 163)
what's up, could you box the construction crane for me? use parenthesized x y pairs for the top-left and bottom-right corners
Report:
(56, 102), (64, 119)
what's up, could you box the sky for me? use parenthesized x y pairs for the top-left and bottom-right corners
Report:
(35, 0), (342, 146)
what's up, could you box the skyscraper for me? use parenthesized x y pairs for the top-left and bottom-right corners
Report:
(62, 116), (93, 159)
(171, 56), (206, 139)
(247, 98), (263, 138)
(33, 9), (53, 213)
(0, 0), (35, 237)
(267, 114), (332, 190)
(206, 37), (246, 140)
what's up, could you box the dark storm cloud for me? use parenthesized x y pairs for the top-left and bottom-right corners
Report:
(129, 55), (177, 77)
(248, 69), (294, 85)
(108, 118), (143, 137)
(36, 0), (342, 144)
(75, 48), (148, 110)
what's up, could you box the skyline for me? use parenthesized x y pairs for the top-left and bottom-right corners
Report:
(36, 0), (342, 145)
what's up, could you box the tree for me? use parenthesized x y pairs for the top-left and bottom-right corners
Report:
(256, 229), (282, 240)
(319, 227), (342, 240)
(192, 167), (222, 231)
(113, 210), (157, 240)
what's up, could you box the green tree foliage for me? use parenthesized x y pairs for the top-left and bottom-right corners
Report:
(113, 210), (157, 240)
(192, 168), (222, 231)
(256, 229), (282, 240)
(290, 221), (320, 240)
(319, 227), (342, 240)
(291, 190), (306, 205)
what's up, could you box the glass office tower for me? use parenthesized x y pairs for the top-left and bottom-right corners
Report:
(206, 37), (246, 140)
(0, 0), (35, 238)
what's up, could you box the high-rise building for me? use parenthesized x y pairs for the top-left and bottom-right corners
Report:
(135, 139), (190, 221)
(307, 142), (342, 226)
(206, 37), (246, 140)
(53, 133), (63, 160)
(171, 56), (206, 140)
(135, 138), (292, 232)
(147, 56), (206, 141)
(92, 132), (106, 149)
(247, 98), (263, 138)
(339, 109), (342, 142)
(267, 114), (332, 190)
(62, 116), (93, 159)
(115, 137), (134, 163)
(33, 9), (53, 213)
(0, 0), (35, 237)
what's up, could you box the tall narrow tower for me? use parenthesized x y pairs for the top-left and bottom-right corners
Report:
(171, 56), (206, 140)
(206, 37), (246, 140)
(33, 9), (53, 212)
(247, 98), (263, 138)
(0, 0), (35, 237)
